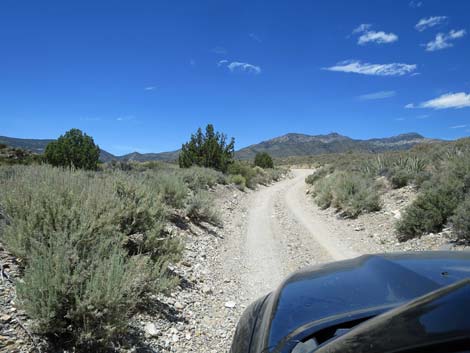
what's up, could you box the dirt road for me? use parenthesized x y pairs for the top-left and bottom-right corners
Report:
(177, 169), (364, 352)
(239, 169), (359, 301)
(164, 168), (456, 352)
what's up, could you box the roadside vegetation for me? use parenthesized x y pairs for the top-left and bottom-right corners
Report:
(0, 126), (285, 351)
(305, 138), (470, 243)
(0, 143), (43, 165)
(254, 152), (274, 169)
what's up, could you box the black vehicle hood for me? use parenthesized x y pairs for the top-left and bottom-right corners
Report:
(258, 251), (470, 352)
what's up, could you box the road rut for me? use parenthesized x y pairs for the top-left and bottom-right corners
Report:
(240, 169), (358, 300)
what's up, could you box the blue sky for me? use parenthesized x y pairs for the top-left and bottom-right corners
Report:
(1, 0), (469, 155)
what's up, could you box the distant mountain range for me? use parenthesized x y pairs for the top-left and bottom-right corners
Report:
(235, 132), (437, 159)
(0, 132), (438, 162)
(0, 136), (175, 163)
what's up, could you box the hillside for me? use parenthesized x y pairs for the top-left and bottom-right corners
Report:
(235, 132), (437, 159)
(0, 136), (117, 162)
(0, 136), (178, 163)
(1, 132), (437, 163)
(119, 150), (180, 162)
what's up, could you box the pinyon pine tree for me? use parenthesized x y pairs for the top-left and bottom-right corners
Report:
(45, 128), (100, 170)
(254, 152), (274, 169)
(179, 124), (235, 172)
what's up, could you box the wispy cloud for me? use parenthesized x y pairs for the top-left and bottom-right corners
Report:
(406, 92), (470, 109)
(409, 1), (423, 8)
(218, 60), (261, 74)
(415, 16), (448, 31)
(358, 90), (396, 100)
(116, 115), (136, 121)
(425, 29), (466, 51)
(352, 24), (372, 34)
(144, 86), (156, 91)
(450, 124), (467, 129)
(352, 24), (398, 45)
(249, 33), (262, 42)
(395, 117), (406, 121)
(359, 31), (398, 45)
(211, 46), (227, 55)
(324, 60), (416, 76)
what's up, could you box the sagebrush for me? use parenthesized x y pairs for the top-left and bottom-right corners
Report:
(0, 165), (184, 349)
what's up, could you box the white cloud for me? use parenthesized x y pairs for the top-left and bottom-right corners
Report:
(144, 86), (156, 91)
(324, 60), (417, 76)
(358, 30), (398, 45)
(450, 124), (467, 129)
(425, 29), (466, 51)
(409, 1), (423, 8)
(218, 60), (261, 74)
(352, 24), (372, 34)
(352, 24), (398, 45)
(395, 117), (406, 121)
(358, 90), (396, 100)
(415, 16), (448, 31)
(116, 115), (136, 121)
(211, 46), (227, 55)
(407, 92), (470, 109)
(422, 92), (470, 109)
(450, 29), (466, 38)
(405, 103), (416, 109)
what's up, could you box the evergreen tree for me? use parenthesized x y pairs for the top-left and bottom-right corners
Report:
(254, 152), (274, 169)
(45, 128), (100, 170)
(179, 124), (235, 172)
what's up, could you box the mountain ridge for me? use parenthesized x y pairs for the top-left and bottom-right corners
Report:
(0, 132), (438, 162)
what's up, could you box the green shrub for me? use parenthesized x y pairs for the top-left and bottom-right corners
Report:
(16, 234), (167, 348)
(264, 167), (286, 182)
(396, 179), (463, 241)
(0, 165), (181, 348)
(185, 190), (221, 225)
(180, 166), (227, 191)
(179, 124), (235, 172)
(389, 168), (413, 189)
(332, 173), (381, 217)
(254, 152), (274, 169)
(250, 166), (270, 186)
(451, 196), (470, 242)
(395, 150), (470, 241)
(228, 161), (257, 188)
(413, 170), (432, 189)
(305, 167), (330, 185)
(145, 172), (189, 209)
(360, 154), (427, 189)
(44, 128), (100, 170)
(103, 160), (134, 171)
(312, 176), (334, 209)
(312, 172), (381, 218)
(230, 174), (246, 190)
